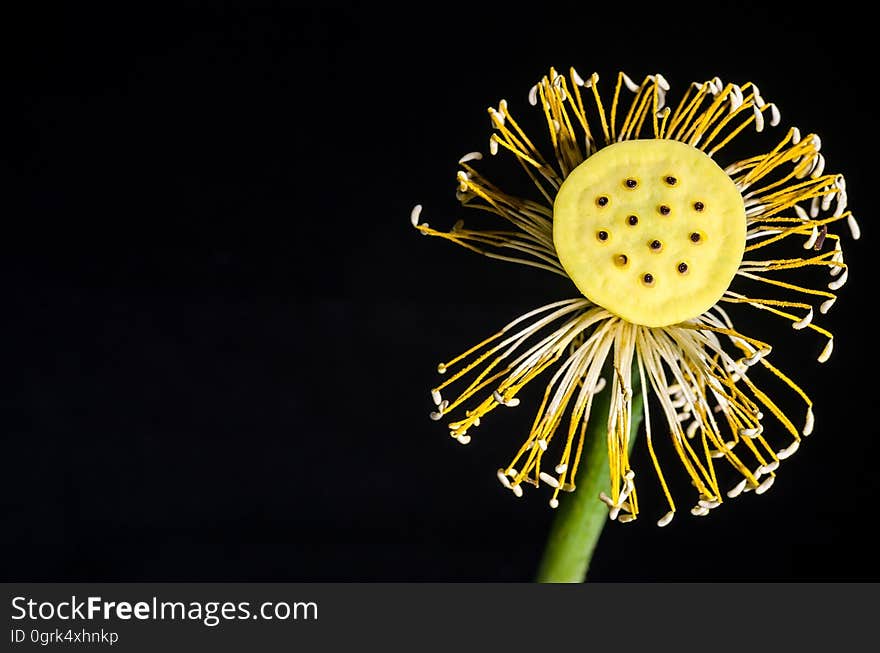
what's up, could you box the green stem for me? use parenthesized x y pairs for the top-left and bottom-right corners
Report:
(535, 370), (644, 583)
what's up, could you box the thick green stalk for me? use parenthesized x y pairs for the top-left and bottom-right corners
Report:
(535, 371), (644, 583)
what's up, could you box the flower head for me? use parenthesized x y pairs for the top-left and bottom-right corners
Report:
(412, 69), (857, 527)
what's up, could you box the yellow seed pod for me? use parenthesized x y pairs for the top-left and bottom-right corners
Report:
(553, 139), (746, 327)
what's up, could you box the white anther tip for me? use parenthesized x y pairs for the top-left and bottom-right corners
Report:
(828, 268), (848, 290)
(528, 84), (538, 106)
(803, 407), (815, 436)
(740, 426), (762, 438)
(555, 463), (568, 474)
(848, 215), (861, 240)
(571, 67), (585, 86)
(618, 514), (636, 523)
(657, 511), (675, 527)
(429, 411), (442, 421)
(755, 476), (776, 495)
(622, 72), (640, 92)
(539, 472), (559, 488)
(497, 470), (512, 489)
(410, 204), (423, 227)
(816, 338), (834, 363)
(488, 136), (499, 156)
(655, 73), (670, 91)
(727, 478), (748, 498)
(456, 434), (471, 445)
(792, 308), (813, 330)
(690, 506), (709, 516)
(753, 104), (765, 132)
(549, 498), (559, 509)
(729, 93), (743, 113)
(512, 484), (523, 498)
(777, 440), (800, 460)
(436, 363), (447, 374)
(803, 225), (819, 250)
(458, 151), (482, 164)
(537, 439), (548, 452)
(506, 397), (521, 408)
(819, 296), (836, 314)
(431, 389), (442, 406)
(769, 103), (781, 126)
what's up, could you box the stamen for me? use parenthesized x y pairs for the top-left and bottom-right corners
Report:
(810, 153), (826, 178)
(740, 426), (763, 438)
(755, 476), (776, 495)
(818, 339), (834, 363)
(655, 73), (670, 91)
(820, 297), (836, 314)
(847, 215), (861, 240)
(828, 268), (848, 290)
(657, 510), (675, 527)
(803, 406), (814, 436)
(458, 152), (483, 164)
(621, 72), (640, 92)
(814, 225), (827, 251)
(792, 307), (813, 330)
(777, 441), (800, 460)
(759, 461), (780, 474)
(727, 478), (748, 498)
(753, 105), (765, 132)
(803, 226), (819, 250)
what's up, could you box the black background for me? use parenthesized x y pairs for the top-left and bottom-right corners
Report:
(3, 4), (877, 581)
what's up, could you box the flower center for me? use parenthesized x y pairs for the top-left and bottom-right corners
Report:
(553, 139), (746, 327)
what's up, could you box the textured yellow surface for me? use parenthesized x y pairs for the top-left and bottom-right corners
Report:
(553, 139), (746, 327)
